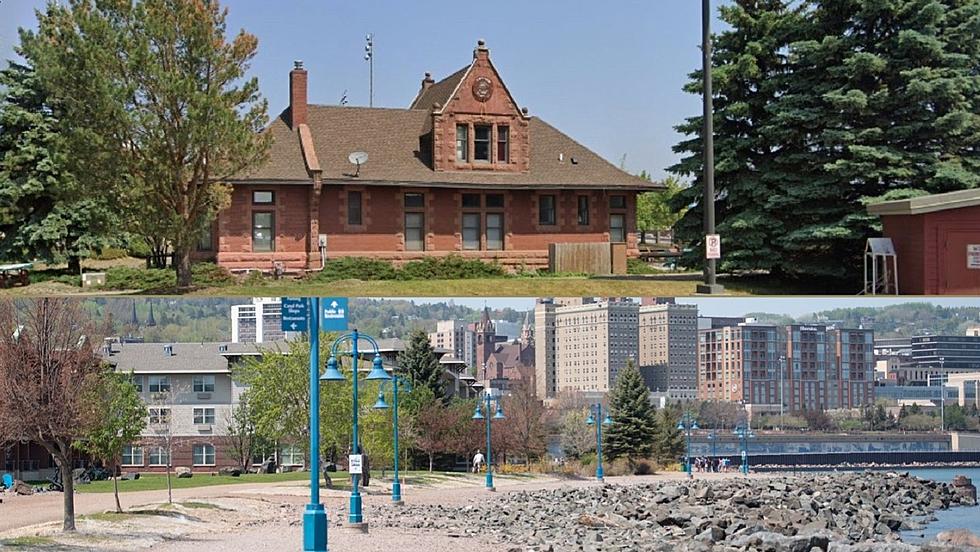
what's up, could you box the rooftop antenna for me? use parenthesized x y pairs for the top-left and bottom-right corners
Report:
(347, 151), (369, 177)
(364, 33), (374, 107)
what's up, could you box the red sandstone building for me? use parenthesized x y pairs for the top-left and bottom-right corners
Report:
(202, 41), (659, 271)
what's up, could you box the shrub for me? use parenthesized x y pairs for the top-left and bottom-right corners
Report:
(92, 247), (130, 261)
(191, 262), (235, 287)
(241, 269), (268, 287)
(633, 459), (656, 476)
(313, 257), (399, 281)
(102, 266), (175, 290)
(627, 258), (664, 275)
(398, 256), (505, 280)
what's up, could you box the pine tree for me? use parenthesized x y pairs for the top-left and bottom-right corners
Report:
(602, 361), (656, 460)
(670, 0), (804, 274)
(398, 329), (445, 402)
(0, 62), (118, 270)
(654, 408), (684, 463)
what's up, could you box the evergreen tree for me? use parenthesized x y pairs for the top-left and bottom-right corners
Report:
(397, 329), (445, 402)
(0, 61), (118, 269)
(603, 361), (656, 460)
(654, 408), (685, 463)
(670, 0), (804, 274)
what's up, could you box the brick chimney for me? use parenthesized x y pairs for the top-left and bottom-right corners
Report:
(421, 72), (435, 91)
(289, 60), (308, 129)
(473, 39), (489, 61)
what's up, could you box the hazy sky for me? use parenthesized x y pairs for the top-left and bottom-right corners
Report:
(0, 0), (732, 180)
(397, 297), (980, 319)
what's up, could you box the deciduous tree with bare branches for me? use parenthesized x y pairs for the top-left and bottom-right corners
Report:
(0, 298), (106, 531)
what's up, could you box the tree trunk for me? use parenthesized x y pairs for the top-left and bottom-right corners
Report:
(60, 461), (76, 531)
(67, 256), (81, 275)
(166, 462), (173, 504)
(113, 463), (122, 513)
(639, 229), (647, 245)
(428, 452), (434, 472)
(175, 246), (193, 288)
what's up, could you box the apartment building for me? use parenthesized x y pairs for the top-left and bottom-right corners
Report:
(428, 319), (477, 369)
(534, 299), (558, 399)
(105, 341), (276, 472)
(699, 323), (874, 411)
(231, 297), (288, 343)
(553, 298), (638, 393)
(638, 302), (698, 400)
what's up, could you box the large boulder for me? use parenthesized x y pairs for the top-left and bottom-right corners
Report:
(12, 480), (33, 495)
(175, 467), (193, 479)
(935, 528), (980, 548)
(218, 466), (242, 477)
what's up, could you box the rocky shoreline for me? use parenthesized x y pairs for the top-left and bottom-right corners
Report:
(377, 472), (978, 551)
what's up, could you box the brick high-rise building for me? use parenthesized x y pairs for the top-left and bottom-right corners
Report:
(534, 299), (557, 399)
(554, 298), (638, 394)
(428, 319), (476, 369)
(699, 323), (874, 411)
(638, 302), (698, 399)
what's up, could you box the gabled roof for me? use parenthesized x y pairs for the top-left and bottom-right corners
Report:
(867, 188), (980, 216)
(105, 341), (283, 374)
(410, 67), (468, 111)
(235, 106), (659, 191)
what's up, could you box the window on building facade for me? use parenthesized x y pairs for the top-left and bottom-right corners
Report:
(193, 444), (215, 466)
(131, 375), (143, 393)
(281, 444), (304, 466)
(405, 212), (424, 251)
(149, 446), (170, 466)
(462, 213), (481, 250)
(252, 212), (274, 252)
(148, 375), (170, 393)
(539, 195), (556, 225)
(577, 195), (590, 226)
(193, 375), (215, 393)
(122, 445), (143, 466)
(609, 195), (626, 209)
(193, 407), (216, 425)
(148, 407), (170, 425)
(197, 224), (213, 251)
(486, 213), (503, 251)
(497, 125), (509, 162)
(348, 191), (363, 225)
(486, 194), (504, 208)
(474, 125), (491, 162)
(462, 193), (481, 209)
(456, 125), (468, 162)
(610, 214), (626, 243)
(252, 191), (274, 204)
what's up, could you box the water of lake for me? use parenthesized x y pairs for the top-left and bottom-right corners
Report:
(892, 468), (979, 544)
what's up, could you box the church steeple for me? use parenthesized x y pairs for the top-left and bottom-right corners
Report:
(146, 301), (157, 327)
(128, 300), (140, 329)
(520, 310), (533, 346)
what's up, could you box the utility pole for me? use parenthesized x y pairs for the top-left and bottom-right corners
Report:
(697, 0), (724, 295)
(939, 357), (945, 432)
(364, 34), (374, 107)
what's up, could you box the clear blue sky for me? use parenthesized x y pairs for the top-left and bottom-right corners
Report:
(398, 297), (980, 319)
(0, 0), (733, 180)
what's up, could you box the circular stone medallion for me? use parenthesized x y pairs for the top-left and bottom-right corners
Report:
(472, 77), (494, 102)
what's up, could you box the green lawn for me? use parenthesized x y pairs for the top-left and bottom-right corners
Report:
(75, 470), (319, 493)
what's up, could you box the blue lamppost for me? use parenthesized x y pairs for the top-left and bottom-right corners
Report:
(472, 390), (505, 491)
(584, 403), (612, 482)
(320, 329), (391, 528)
(303, 298), (327, 552)
(372, 375), (411, 504)
(733, 423), (755, 475)
(676, 412), (698, 479)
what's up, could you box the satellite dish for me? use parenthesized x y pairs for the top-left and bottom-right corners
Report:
(347, 151), (368, 177)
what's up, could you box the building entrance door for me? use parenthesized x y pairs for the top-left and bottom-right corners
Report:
(942, 230), (980, 294)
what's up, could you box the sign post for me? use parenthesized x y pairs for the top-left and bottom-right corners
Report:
(320, 298), (349, 331)
(282, 297), (309, 333)
(348, 454), (363, 475)
(706, 234), (721, 260)
(968, 245), (980, 269)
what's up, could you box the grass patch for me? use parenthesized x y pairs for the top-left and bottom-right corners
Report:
(2, 536), (56, 547)
(80, 512), (138, 522)
(179, 501), (226, 510)
(627, 258), (666, 275)
(75, 470), (316, 494)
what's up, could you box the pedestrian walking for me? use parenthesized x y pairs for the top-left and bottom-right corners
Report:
(472, 449), (485, 473)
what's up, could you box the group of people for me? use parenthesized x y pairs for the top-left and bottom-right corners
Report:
(691, 457), (733, 473)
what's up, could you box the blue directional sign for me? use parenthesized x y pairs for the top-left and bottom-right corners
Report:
(281, 297), (309, 332)
(320, 297), (350, 331)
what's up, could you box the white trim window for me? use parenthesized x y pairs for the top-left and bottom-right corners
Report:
(193, 407), (216, 425)
(122, 445), (144, 466)
(193, 375), (215, 393)
(148, 375), (170, 393)
(193, 444), (215, 466)
(148, 446), (170, 466)
(148, 407), (170, 425)
(280, 444), (305, 467)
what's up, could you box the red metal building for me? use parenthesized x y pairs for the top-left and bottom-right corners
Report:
(868, 189), (980, 294)
(200, 40), (659, 272)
